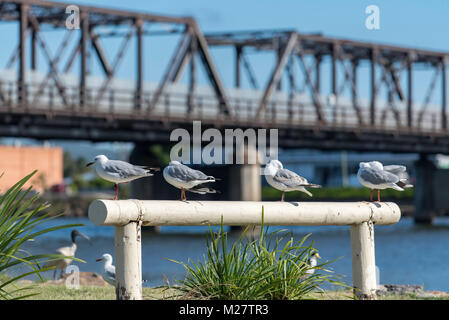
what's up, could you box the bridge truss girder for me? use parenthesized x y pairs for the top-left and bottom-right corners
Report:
(205, 30), (448, 130)
(0, 0), (232, 116)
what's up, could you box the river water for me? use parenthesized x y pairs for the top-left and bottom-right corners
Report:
(20, 216), (449, 292)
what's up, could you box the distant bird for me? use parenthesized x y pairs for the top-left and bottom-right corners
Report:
(86, 154), (160, 200)
(357, 161), (413, 202)
(264, 160), (321, 201)
(45, 230), (90, 280)
(96, 253), (147, 286)
(163, 161), (219, 201)
(305, 252), (321, 275)
(96, 253), (116, 286)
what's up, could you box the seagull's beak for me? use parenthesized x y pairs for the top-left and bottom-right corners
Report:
(86, 162), (94, 167)
(316, 253), (321, 259)
(96, 258), (103, 262)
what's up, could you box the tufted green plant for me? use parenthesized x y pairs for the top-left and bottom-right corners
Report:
(0, 170), (84, 299)
(171, 207), (349, 300)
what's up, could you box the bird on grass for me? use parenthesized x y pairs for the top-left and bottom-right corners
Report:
(96, 253), (116, 286)
(163, 161), (220, 201)
(357, 161), (413, 202)
(264, 160), (321, 201)
(305, 252), (321, 275)
(86, 155), (160, 200)
(96, 253), (147, 286)
(45, 230), (90, 280)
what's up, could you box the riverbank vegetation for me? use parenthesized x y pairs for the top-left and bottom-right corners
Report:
(0, 171), (84, 299)
(13, 283), (448, 300)
(170, 211), (348, 300)
(262, 186), (413, 201)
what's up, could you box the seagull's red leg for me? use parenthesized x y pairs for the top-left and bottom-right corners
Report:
(370, 189), (373, 202)
(281, 191), (285, 202)
(181, 188), (186, 201)
(113, 184), (118, 200)
(377, 189), (380, 202)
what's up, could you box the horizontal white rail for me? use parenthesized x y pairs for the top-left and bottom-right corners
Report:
(88, 200), (401, 301)
(88, 200), (401, 226)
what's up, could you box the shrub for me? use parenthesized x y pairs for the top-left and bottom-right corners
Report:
(0, 171), (84, 299)
(172, 207), (347, 300)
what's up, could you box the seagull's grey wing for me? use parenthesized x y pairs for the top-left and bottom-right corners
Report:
(359, 167), (399, 185)
(384, 165), (412, 187)
(103, 266), (116, 285)
(104, 160), (149, 179)
(383, 165), (407, 175)
(187, 185), (220, 194)
(105, 269), (115, 280)
(273, 168), (308, 188)
(168, 164), (212, 182)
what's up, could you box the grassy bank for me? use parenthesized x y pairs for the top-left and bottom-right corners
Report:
(15, 284), (449, 300)
(23, 284), (180, 300)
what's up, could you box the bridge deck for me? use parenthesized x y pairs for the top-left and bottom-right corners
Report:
(0, 71), (447, 153)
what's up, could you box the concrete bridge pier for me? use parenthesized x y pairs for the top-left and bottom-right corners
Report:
(129, 143), (166, 232)
(414, 155), (436, 225)
(228, 145), (262, 233)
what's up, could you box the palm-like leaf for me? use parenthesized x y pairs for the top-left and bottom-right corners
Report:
(0, 171), (85, 299)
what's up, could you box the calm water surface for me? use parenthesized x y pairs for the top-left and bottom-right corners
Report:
(20, 216), (449, 291)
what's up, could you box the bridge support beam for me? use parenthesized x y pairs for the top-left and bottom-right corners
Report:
(18, 3), (28, 107)
(129, 143), (165, 232)
(228, 145), (261, 232)
(414, 155), (436, 224)
(228, 146), (261, 202)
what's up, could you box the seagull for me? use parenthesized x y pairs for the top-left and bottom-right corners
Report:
(264, 160), (321, 201)
(96, 253), (116, 286)
(163, 161), (219, 201)
(45, 230), (90, 280)
(357, 161), (413, 202)
(96, 253), (147, 286)
(305, 252), (321, 275)
(86, 155), (160, 200)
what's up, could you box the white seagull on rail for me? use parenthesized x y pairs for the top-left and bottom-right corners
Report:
(264, 160), (321, 201)
(163, 161), (219, 201)
(357, 161), (413, 202)
(86, 155), (160, 200)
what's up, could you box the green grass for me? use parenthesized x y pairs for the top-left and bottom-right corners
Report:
(14, 284), (448, 300)
(262, 186), (414, 201)
(13, 283), (181, 300)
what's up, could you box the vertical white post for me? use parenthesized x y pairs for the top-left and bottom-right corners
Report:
(350, 221), (377, 300)
(114, 222), (142, 300)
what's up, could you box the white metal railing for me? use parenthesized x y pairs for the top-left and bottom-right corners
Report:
(88, 200), (401, 300)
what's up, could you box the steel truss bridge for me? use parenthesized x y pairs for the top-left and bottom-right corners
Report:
(0, 0), (449, 154)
